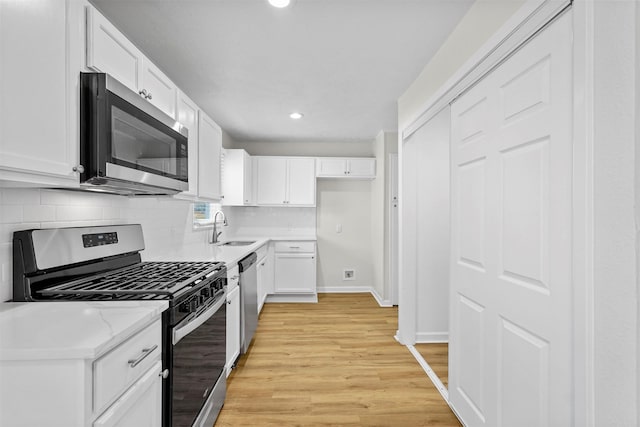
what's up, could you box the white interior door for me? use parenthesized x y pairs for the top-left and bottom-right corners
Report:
(449, 12), (573, 426)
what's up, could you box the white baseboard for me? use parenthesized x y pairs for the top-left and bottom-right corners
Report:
(317, 286), (371, 293)
(415, 332), (449, 343)
(407, 345), (449, 403)
(265, 294), (318, 303)
(370, 288), (393, 307)
(317, 286), (393, 308)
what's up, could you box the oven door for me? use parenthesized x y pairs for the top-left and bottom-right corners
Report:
(171, 294), (227, 427)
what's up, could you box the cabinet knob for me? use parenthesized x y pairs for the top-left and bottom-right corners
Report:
(146, 92), (153, 100)
(139, 89), (148, 97)
(72, 165), (85, 173)
(159, 369), (169, 379)
(227, 300), (232, 305)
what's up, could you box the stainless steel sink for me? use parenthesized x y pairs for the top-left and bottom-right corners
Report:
(221, 241), (256, 246)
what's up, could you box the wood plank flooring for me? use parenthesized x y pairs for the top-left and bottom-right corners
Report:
(413, 343), (449, 388)
(215, 293), (461, 426)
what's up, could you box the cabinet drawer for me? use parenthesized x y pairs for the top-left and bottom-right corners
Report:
(273, 241), (315, 253)
(93, 320), (162, 414)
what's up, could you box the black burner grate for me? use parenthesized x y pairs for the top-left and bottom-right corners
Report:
(37, 261), (224, 299)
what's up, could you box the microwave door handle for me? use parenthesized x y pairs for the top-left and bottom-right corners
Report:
(173, 295), (226, 345)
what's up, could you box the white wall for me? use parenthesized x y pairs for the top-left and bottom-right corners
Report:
(592, 1), (638, 425)
(397, 0), (525, 129)
(371, 131), (398, 304)
(0, 188), (210, 302)
(403, 108), (450, 343)
(316, 179), (373, 291)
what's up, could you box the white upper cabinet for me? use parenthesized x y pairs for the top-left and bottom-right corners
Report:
(197, 111), (223, 201)
(86, 6), (177, 119)
(255, 157), (315, 206)
(175, 90), (199, 198)
(222, 149), (253, 206)
(0, 0), (78, 187)
(316, 157), (376, 179)
(141, 61), (177, 119)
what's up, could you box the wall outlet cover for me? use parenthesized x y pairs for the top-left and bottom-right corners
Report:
(343, 269), (355, 281)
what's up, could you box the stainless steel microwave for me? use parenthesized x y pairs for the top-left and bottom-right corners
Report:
(80, 72), (189, 195)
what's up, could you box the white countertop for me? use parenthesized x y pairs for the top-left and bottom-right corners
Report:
(147, 235), (317, 267)
(0, 301), (168, 361)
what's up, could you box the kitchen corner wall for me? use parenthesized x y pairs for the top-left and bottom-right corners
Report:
(228, 139), (377, 293)
(0, 188), (209, 302)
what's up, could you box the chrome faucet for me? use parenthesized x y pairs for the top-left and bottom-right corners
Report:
(210, 210), (228, 244)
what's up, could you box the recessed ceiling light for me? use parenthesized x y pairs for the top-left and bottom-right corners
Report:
(289, 112), (304, 119)
(268, 0), (290, 8)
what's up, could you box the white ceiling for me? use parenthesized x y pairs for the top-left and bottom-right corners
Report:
(91, 0), (474, 142)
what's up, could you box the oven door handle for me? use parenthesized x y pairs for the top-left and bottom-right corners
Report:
(173, 295), (226, 345)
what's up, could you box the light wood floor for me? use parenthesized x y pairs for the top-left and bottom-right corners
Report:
(413, 344), (449, 388)
(214, 293), (461, 426)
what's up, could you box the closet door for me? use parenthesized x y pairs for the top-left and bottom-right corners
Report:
(449, 12), (572, 427)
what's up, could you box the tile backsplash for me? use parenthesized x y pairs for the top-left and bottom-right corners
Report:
(0, 188), (209, 302)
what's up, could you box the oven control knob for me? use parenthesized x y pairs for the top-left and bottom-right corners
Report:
(201, 287), (211, 298)
(189, 299), (199, 313)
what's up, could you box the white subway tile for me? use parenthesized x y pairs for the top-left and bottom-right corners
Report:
(2, 188), (41, 205)
(55, 205), (104, 221)
(0, 223), (40, 245)
(23, 205), (56, 222)
(0, 206), (22, 224)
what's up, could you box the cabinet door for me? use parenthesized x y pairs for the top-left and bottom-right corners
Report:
(176, 91), (199, 198)
(93, 361), (162, 427)
(243, 152), (254, 204)
(256, 157), (287, 205)
(226, 285), (241, 376)
(274, 253), (316, 293)
(86, 6), (143, 93)
(316, 158), (347, 177)
(257, 255), (273, 312)
(197, 111), (222, 200)
(141, 59), (177, 119)
(347, 158), (376, 177)
(0, 0), (77, 185)
(287, 158), (316, 206)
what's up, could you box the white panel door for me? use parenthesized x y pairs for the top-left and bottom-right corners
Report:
(86, 6), (143, 93)
(449, 12), (572, 427)
(274, 253), (316, 293)
(176, 90), (199, 198)
(197, 111), (222, 200)
(287, 158), (316, 205)
(347, 158), (376, 177)
(316, 158), (347, 177)
(256, 157), (287, 205)
(141, 59), (177, 119)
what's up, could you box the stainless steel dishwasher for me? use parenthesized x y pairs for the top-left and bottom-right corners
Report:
(239, 252), (258, 353)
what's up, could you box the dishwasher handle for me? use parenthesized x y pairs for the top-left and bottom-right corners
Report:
(238, 252), (257, 272)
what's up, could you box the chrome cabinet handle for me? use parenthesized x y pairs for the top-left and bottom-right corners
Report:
(159, 369), (169, 379)
(128, 344), (158, 368)
(72, 165), (84, 173)
(289, 246), (300, 249)
(139, 89), (148, 97)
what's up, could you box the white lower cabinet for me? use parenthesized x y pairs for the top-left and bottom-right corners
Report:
(93, 361), (162, 427)
(256, 244), (273, 312)
(273, 242), (316, 294)
(0, 317), (163, 427)
(226, 266), (241, 376)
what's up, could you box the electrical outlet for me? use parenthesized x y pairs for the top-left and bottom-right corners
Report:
(343, 269), (355, 281)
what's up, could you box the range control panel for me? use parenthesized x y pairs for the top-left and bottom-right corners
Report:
(82, 232), (118, 248)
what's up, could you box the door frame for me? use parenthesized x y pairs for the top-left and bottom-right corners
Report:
(398, 0), (596, 424)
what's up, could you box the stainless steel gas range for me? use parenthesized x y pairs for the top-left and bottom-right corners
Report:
(12, 224), (227, 427)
